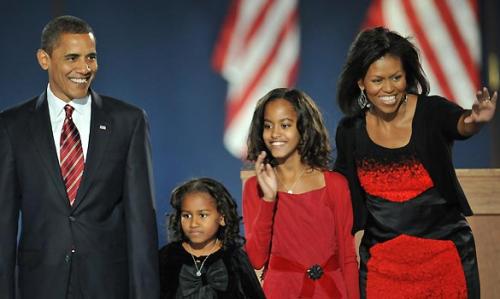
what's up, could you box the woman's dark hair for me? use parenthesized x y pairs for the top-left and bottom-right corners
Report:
(337, 26), (430, 116)
(168, 177), (244, 248)
(246, 88), (332, 169)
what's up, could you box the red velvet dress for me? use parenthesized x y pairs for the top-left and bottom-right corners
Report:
(243, 171), (359, 299)
(356, 130), (470, 298)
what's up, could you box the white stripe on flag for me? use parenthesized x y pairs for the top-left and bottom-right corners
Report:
(412, 0), (475, 108)
(224, 24), (299, 155)
(382, 0), (444, 97)
(365, 0), (480, 108)
(446, 0), (480, 64)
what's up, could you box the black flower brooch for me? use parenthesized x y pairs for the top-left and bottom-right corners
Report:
(306, 264), (324, 280)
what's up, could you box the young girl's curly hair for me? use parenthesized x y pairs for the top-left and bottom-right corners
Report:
(168, 177), (245, 248)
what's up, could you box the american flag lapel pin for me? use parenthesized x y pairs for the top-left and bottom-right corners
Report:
(99, 125), (107, 130)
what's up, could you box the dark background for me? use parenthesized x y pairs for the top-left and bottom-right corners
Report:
(0, 0), (497, 246)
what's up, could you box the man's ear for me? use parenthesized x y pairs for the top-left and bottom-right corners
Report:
(37, 49), (50, 70)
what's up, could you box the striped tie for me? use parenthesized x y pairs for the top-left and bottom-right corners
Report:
(60, 105), (84, 205)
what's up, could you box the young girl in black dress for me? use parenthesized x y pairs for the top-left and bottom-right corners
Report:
(159, 177), (265, 299)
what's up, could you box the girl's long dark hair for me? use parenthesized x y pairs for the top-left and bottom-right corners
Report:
(246, 88), (332, 169)
(168, 177), (244, 248)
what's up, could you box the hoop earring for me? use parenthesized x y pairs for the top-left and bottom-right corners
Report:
(357, 90), (371, 109)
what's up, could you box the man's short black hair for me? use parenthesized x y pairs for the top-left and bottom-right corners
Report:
(41, 15), (94, 55)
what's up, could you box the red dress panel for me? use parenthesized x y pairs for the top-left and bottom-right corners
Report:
(357, 154), (467, 298)
(243, 171), (359, 299)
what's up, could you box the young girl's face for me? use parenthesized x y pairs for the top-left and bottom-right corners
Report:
(263, 98), (301, 163)
(180, 191), (225, 249)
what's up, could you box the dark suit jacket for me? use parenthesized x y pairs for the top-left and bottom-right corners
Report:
(0, 90), (160, 299)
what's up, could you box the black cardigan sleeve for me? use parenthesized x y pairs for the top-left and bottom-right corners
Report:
(334, 116), (367, 233)
(428, 95), (470, 141)
(415, 95), (473, 216)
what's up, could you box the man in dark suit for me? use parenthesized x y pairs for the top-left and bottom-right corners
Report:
(0, 15), (160, 298)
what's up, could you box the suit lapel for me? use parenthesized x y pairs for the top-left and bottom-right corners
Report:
(29, 92), (68, 202)
(72, 91), (111, 210)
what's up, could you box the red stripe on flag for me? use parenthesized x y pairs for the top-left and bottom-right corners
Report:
(212, 0), (242, 72)
(434, 0), (479, 89)
(402, 0), (455, 100)
(469, 0), (478, 17)
(286, 59), (299, 87)
(244, 0), (274, 48)
(363, 0), (384, 28)
(225, 8), (299, 128)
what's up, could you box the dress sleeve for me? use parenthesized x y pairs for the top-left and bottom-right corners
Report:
(230, 248), (266, 299)
(159, 244), (180, 299)
(242, 176), (276, 269)
(329, 172), (360, 299)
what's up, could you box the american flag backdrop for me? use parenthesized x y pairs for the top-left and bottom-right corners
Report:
(213, 0), (481, 157)
(212, 0), (300, 158)
(364, 0), (481, 108)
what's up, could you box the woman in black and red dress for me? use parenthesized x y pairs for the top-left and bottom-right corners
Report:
(334, 27), (497, 298)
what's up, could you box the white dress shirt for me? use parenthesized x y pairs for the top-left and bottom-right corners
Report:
(46, 84), (91, 162)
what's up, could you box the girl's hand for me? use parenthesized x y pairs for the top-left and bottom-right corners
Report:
(464, 87), (497, 124)
(255, 151), (277, 202)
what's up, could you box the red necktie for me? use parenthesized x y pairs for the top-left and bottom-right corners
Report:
(60, 105), (84, 205)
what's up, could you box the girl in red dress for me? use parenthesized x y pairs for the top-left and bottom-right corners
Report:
(243, 88), (360, 298)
